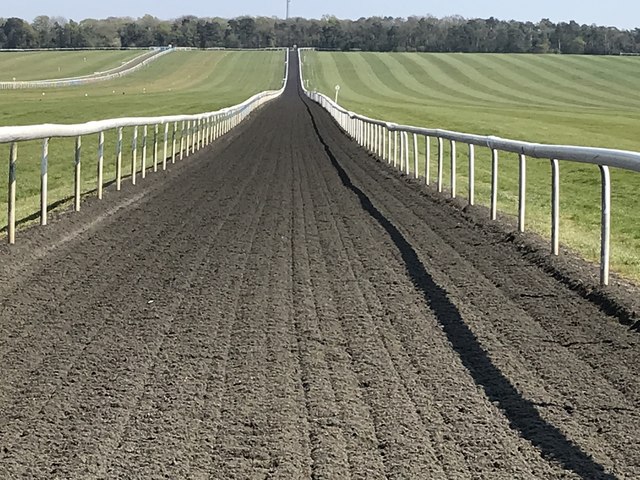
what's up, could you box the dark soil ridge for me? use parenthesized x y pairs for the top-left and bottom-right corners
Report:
(390, 172), (640, 332)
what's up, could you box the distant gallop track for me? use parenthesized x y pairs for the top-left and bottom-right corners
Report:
(0, 54), (638, 480)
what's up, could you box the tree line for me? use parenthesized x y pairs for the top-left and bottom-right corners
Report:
(1, 14), (639, 54)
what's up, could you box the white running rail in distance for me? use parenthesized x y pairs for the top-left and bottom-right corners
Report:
(1, 49), (289, 243)
(298, 49), (640, 287)
(0, 47), (174, 90)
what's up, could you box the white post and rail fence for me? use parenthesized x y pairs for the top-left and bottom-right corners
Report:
(298, 49), (640, 287)
(0, 49), (289, 244)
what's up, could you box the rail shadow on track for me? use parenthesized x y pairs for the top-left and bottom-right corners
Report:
(302, 100), (617, 480)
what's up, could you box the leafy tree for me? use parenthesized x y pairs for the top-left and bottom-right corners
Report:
(82, 18), (122, 47)
(174, 16), (199, 47)
(3, 17), (36, 49)
(0, 20), (7, 49)
(32, 16), (55, 47)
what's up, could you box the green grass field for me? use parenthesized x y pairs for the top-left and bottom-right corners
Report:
(302, 51), (640, 281)
(0, 50), (145, 81)
(0, 50), (285, 232)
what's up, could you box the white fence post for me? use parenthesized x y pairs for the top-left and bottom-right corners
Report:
(425, 136), (430, 186)
(74, 136), (82, 211)
(141, 125), (148, 179)
(116, 127), (123, 191)
(551, 159), (560, 255)
(491, 149), (498, 220)
(600, 166), (611, 286)
(153, 124), (159, 172)
(403, 132), (410, 176)
(188, 120), (193, 154)
(437, 137), (444, 193)
(468, 144), (475, 206)
(41, 138), (49, 225)
(97, 131), (104, 199)
(394, 131), (399, 168)
(8, 142), (17, 244)
(180, 121), (185, 160)
(518, 154), (526, 232)
(163, 123), (169, 171)
(172, 122), (177, 163)
(399, 131), (405, 171)
(413, 133), (419, 180)
(132, 126), (138, 185)
(450, 140), (456, 198)
(382, 126), (386, 161)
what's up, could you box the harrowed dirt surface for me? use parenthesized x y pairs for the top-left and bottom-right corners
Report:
(0, 54), (639, 480)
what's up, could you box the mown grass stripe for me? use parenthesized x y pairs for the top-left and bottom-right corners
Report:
(452, 54), (597, 108)
(370, 53), (485, 105)
(321, 53), (419, 116)
(334, 53), (410, 103)
(405, 53), (521, 106)
(427, 53), (568, 108)
(505, 54), (640, 107)
(357, 53), (433, 100)
(483, 55), (612, 109)
(536, 55), (640, 95)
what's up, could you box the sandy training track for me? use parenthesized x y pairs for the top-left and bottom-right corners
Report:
(0, 55), (638, 479)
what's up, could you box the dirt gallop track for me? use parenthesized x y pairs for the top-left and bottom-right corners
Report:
(1, 55), (639, 480)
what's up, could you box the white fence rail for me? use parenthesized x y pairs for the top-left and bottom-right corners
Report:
(175, 47), (287, 52)
(298, 49), (640, 286)
(1, 49), (289, 242)
(0, 47), (174, 90)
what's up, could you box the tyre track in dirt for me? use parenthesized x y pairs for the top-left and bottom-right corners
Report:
(0, 52), (638, 479)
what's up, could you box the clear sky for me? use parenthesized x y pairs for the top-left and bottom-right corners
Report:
(2, 0), (638, 30)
